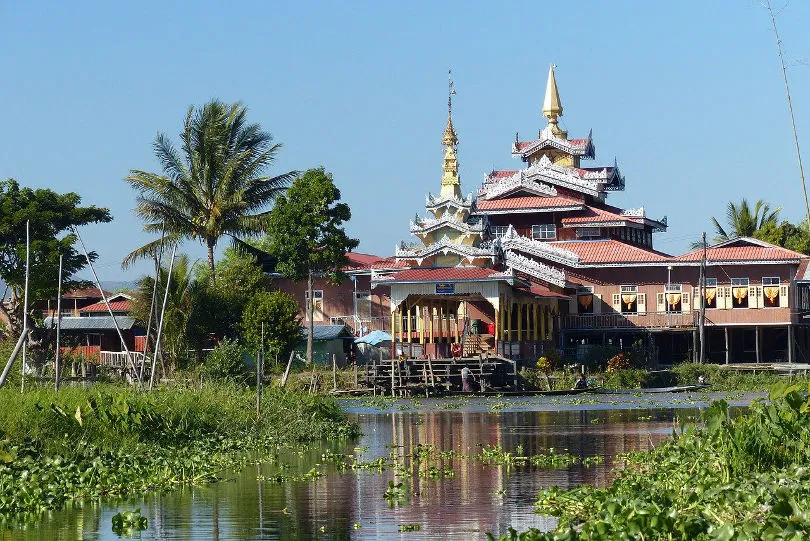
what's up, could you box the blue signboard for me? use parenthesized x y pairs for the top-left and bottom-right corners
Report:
(435, 282), (455, 294)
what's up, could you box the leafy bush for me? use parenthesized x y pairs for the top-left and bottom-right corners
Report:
(201, 338), (250, 383)
(241, 290), (301, 359)
(606, 351), (632, 372)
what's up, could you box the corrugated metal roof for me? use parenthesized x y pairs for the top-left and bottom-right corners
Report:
(301, 324), (352, 341)
(79, 300), (132, 313)
(44, 316), (136, 330)
(63, 287), (110, 299)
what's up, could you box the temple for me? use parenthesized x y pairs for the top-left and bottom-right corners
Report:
(367, 65), (810, 365)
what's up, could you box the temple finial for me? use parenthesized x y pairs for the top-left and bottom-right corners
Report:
(542, 64), (565, 137)
(442, 69), (458, 148)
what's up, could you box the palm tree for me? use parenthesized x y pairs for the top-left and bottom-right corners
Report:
(691, 199), (782, 249)
(711, 199), (781, 242)
(124, 100), (296, 282)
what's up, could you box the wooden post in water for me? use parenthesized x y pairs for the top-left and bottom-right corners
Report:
(256, 323), (263, 420)
(390, 357), (396, 397)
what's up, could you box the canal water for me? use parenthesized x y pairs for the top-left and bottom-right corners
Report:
(7, 392), (760, 540)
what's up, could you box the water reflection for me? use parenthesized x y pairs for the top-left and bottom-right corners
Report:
(5, 394), (755, 540)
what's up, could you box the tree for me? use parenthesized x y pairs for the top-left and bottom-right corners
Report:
(0, 179), (112, 336)
(131, 254), (199, 372)
(124, 100), (296, 282)
(241, 290), (301, 368)
(264, 168), (359, 364)
(710, 199), (781, 243)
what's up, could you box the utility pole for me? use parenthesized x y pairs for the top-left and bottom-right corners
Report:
(767, 0), (810, 226)
(55, 253), (63, 390)
(699, 232), (707, 364)
(257, 322), (264, 420)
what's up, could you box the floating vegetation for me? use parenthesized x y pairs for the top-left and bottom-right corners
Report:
(0, 385), (358, 523)
(494, 383), (810, 539)
(383, 481), (409, 507)
(399, 523), (422, 532)
(111, 509), (147, 536)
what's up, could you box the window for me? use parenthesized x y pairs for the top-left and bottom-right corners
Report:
(305, 289), (324, 321)
(577, 286), (594, 314)
(762, 277), (781, 308)
(491, 225), (509, 239)
(619, 285), (638, 314)
(354, 291), (371, 319)
(576, 227), (600, 239)
(662, 283), (682, 313)
(702, 278), (718, 309)
(731, 278), (749, 308)
(531, 224), (557, 240)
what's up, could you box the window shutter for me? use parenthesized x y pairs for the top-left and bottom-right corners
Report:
(637, 293), (647, 314)
(656, 292), (665, 313)
(780, 285), (789, 308)
(756, 286), (763, 309)
(722, 286), (733, 310)
(612, 293), (621, 312)
(692, 287), (700, 309)
(593, 293), (602, 314)
(681, 292), (690, 313)
(748, 286), (757, 309)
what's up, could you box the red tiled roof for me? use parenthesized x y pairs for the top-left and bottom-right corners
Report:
(476, 196), (584, 211)
(344, 252), (383, 270)
(64, 287), (110, 299)
(561, 206), (628, 225)
(796, 259), (810, 281)
(79, 300), (132, 313)
(515, 137), (589, 152)
(371, 257), (410, 270)
(488, 170), (519, 179)
(676, 239), (807, 263)
(551, 239), (671, 264)
(384, 267), (507, 282)
(529, 283), (569, 299)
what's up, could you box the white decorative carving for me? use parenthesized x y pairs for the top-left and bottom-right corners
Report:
(504, 251), (567, 288)
(425, 192), (473, 209)
(621, 207), (645, 217)
(410, 216), (485, 235)
(499, 230), (580, 266)
(512, 130), (592, 158)
(521, 156), (600, 197)
(477, 170), (558, 200)
(395, 234), (497, 261)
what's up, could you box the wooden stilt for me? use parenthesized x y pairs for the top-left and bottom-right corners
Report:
(429, 301), (434, 345)
(445, 302), (451, 348)
(533, 303), (539, 342)
(788, 324), (794, 363)
(724, 327), (730, 365)
(419, 305), (425, 345)
(391, 357), (396, 397)
(755, 326), (761, 364)
(517, 301), (523, 344)
(406, 304), (412, 358)
(454, 303), (460, 344)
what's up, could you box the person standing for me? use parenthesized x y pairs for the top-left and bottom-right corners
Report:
(461, 365), (473, 392)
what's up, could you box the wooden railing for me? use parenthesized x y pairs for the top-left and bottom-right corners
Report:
(329, 316), (391, 333)
(561, 311), (698, 330)
(99, 351), (147, 368)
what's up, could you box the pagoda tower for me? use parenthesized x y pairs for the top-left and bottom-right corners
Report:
(397, 73), (495, 268)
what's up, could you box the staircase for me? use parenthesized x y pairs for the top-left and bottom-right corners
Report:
(463, 333), (496, 357)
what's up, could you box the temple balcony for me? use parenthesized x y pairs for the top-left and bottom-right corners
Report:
(561, 311), (698, 331)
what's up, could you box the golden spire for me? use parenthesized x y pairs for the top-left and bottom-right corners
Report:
(542, 64), (566, 138)
(442, 69), (458, 148)
(440, 69), (461, 200)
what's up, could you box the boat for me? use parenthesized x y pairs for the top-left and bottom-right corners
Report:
(595, 384), (712, 395)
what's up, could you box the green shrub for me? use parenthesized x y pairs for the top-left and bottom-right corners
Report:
(201, 338), (251, 383)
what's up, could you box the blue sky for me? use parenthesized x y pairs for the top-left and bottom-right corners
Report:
(2, 1), (810, 280)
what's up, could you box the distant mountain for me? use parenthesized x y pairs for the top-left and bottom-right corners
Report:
(100, 280), (139, 293)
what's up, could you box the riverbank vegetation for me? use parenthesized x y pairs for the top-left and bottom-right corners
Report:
(491, 383), (810, 540)
(0, 384), (358, 523)
(520, 362), (810, 394)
